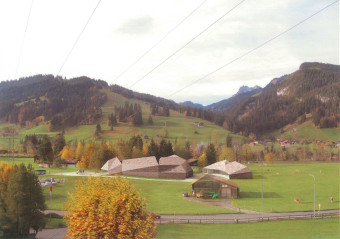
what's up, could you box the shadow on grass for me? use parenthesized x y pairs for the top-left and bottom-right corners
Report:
(240, 191), (282, 198)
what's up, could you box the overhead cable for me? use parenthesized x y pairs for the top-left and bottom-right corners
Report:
(56, 0), (102, 77)
(128, 0), (246, 89)
(166, 0), (339, 98)
(14, 0), (34, 79)
(112, 0), (208, 84)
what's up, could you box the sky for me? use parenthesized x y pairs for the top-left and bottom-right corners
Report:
(0, 0), (338, 105)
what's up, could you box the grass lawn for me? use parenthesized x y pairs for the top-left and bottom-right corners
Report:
(231, 162), (340, 212)
(156, 217), (340, 239)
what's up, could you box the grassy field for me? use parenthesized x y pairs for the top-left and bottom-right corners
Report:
(276, 120), (340, 142)
(231, 162), (340, 212)
(41, 175), (235, 214)
(157, 217), (340, 239)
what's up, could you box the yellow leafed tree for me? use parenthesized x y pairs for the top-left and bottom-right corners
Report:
(64, 176), (157, 239)
(61, 146), (75, 159)
(198, 153), (207, 170)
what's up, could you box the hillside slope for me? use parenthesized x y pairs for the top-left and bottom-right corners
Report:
(224, 62), (340, 136)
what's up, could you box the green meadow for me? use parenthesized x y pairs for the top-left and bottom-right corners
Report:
(157, 217), (340, 239)
(231, 162), (340, 212)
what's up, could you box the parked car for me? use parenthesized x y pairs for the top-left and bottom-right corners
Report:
(152, 213), (161, 219)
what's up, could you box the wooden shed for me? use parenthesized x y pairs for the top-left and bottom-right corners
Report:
(191, 174), (239, 199)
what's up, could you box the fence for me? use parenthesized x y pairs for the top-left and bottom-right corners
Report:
(157, 212), (340, 224)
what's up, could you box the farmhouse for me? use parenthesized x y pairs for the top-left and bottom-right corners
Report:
(192, 174), (239, 199)
(101, 157), (122, 175)
(159, 155), (193, 179)
(203, 160), (253, 179)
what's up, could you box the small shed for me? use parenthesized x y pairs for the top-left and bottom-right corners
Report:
(101, 157), (122, 175)
(192, 174), (239, 199)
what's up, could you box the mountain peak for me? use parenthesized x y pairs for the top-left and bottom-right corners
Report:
(236, 85), (261, 95)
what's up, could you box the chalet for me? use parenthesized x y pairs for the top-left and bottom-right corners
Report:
(192, 174), (239, 199)
(101, 157), (122, 175)
(203, 161), (253, 179)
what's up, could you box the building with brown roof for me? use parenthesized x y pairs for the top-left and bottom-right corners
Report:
(203, 160), (252, 179)
(101, 157), (122, 175)
(122, 156), (159, 178)
(192, 174), (239, 199)
(159, 155), (193, 179)
(101, 155), (193, 179)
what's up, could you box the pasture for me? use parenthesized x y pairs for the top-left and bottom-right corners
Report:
(231, 162), (340, 212)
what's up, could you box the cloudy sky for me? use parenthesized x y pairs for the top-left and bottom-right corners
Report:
(0, 0), (338, 105)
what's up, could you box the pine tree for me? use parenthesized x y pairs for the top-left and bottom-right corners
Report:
(4, 164), (46, 236)
(38, 135), (54, 163)
(206, 143), (217, 165)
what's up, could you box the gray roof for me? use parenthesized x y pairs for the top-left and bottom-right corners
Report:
(203, 160), (252, 175)
(159, 155), (186, 165)
(122, 156), (158, 171)
(101, 157), (121, 171)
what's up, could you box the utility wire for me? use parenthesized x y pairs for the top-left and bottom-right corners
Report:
(167, 0), (339, 98)
(128, 0), (246, 89)
(112, 0), (208, 84)
(56, 0), (102, 77)
(14, 0), (34, 79)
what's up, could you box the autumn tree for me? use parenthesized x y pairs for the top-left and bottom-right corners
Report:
(198, 153), (207, 170)
(0, 163), (14, 227)
(61, 146), (75, 159)
(218, 146), (236, 162)
(75, 142), (84, 160)
(264, 152), (276, 164)
(64, 177), (157, 238)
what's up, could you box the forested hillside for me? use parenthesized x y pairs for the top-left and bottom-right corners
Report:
(223, 62), (340, 136)
(0, 75), (107, 130)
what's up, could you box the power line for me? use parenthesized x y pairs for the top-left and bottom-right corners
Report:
(166, 0), (339, 99)
(128, 0), (246, 89)
(56, 0), (102, 77)
(112, 0), (208, 84)
(14, 0), (34, 79)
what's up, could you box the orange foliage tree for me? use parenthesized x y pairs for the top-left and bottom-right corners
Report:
(64, 177), (157, 238)
(61, 146), (75, 159)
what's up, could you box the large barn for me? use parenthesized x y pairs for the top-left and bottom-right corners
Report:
(192, 174), (239, 199)
(203, 160), (253, 179)
(122, 156), (159, 178)
(101, 155), (193, 179)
